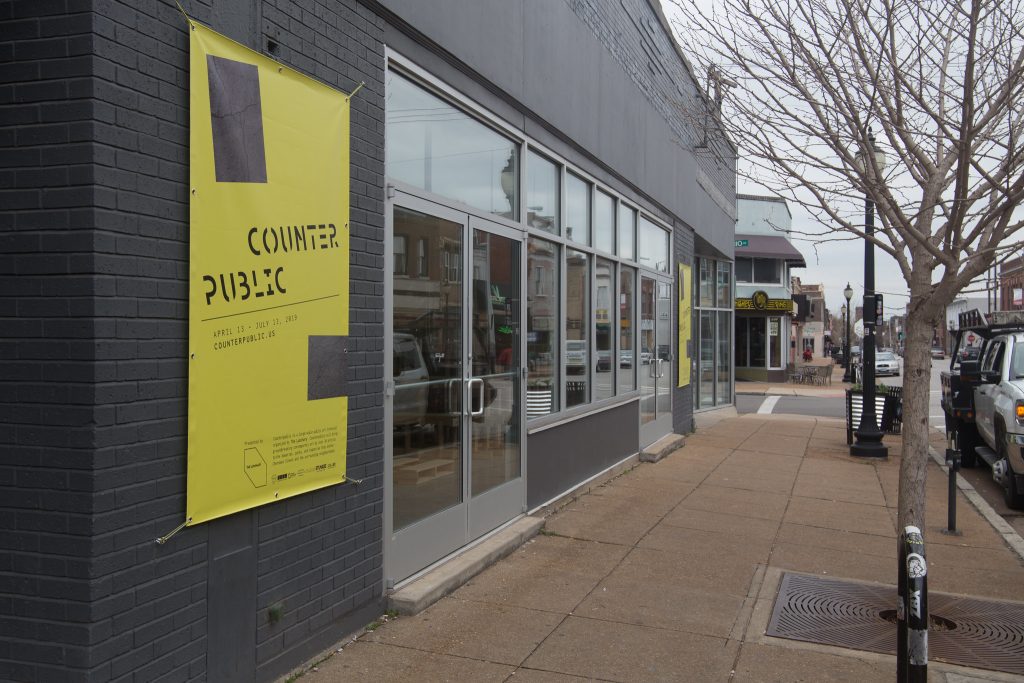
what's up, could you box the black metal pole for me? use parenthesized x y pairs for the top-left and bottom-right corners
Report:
(843, 303), (852, 382)
(944, 448), (960, 535)
(852, 138), (888, 458)
(904, 526), (929, 683)
(897, 529), (907, 682)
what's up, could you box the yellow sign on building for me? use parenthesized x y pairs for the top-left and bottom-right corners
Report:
(678, 264), (691, 387)
(186, 23), (350, 525)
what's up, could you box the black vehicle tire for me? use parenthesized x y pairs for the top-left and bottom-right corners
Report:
(995, 423), (1024, 509)
(956, 422), (980, 468)
(1005, 461), (1024, 510)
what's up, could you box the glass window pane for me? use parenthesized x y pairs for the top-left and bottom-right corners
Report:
(750, 317), (766, 367)
(618, 204), (636, 260)
(618, 267), (636, 392)
(736, 257), (752, 283)
(565, 173), (590, 245)
(717, 311), (730, 404)
(657, 281), (672, 414)
(716, 261), (731, 308)
(754, 258), (780, 283)
(594, 190), (615, 254)
(527, 150), (559, 234)
(640, 276), (656, 424)
(566, 249), (589, 406)
(595, 259), (614, 401)
(769, 316), (782, 367)
(417, 238), (428, 277)
(392, 208), (463, 531)
(639, 216), (669, 272)
(699, 311), (714, 408)
(386, 72), (518, 220)
(527, 238), (559, 416)
(470, 231), (521, 495)
(736, 318), (748, 367)
(699, 258), (713, 307)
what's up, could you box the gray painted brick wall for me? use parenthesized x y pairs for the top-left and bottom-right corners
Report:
(1, 0), (386, 680)
(568, 0), (736, 201)
(1, 2), (103, 681)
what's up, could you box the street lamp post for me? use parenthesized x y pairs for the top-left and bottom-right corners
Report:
(842, 284), (853, 382)
(852, 132), (888, 458)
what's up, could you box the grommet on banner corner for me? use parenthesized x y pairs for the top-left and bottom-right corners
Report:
(155, 517), (191, 545)
(173, 0), (195, 30)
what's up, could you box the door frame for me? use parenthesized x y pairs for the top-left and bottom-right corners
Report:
(384, 188), (527, 587)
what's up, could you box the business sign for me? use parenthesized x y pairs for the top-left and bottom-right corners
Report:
(735, 290), (793, 313)
(678, 263), (692, 387)
(187, 22), (350, 525)
(735, 239), (749, 248)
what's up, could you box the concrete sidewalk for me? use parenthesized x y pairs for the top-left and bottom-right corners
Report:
(299, 415), (1024, 682)
(737, 363), (848, 398)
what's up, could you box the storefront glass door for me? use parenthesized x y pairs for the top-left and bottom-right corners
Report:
(640, 275), (673, 446)
(387, 194), (524, 584)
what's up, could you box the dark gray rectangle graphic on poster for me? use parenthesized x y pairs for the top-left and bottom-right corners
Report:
(207, 55), (268, 183)
(308, 336), (347, 400)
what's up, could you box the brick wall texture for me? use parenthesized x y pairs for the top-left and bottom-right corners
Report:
(1, 1), (385, 681)
(1, 0), (728, 680)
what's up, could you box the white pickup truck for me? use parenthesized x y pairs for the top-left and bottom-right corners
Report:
(942, 319), (1024, 509)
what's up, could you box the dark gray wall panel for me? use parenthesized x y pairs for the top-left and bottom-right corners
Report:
(527, 402), (639, 509)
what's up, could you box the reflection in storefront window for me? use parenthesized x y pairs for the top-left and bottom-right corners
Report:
(619, 267), (636, 393)
(594, 191), (615, 254)
(565, 174), (590, 246)
(750, 317), (766, 367)
(595, 259), (614, 401)
(527, 151), (559, 234)
(717, 311), (731, 402)
(618, 204), (636, 260)
(639, 216), (669, 272)
(566, 249), (589, 407)
(386, 72), (518, 220)
(769, 316), (783, 368)
(700, 311), (714, 408)
(527, 238), (558, 416)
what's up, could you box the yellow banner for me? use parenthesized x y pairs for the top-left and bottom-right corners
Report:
(678, 264), (691, 387)
(187, 23), (350, 525)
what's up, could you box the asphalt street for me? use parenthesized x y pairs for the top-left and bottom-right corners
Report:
(736, 356), (1024, 536)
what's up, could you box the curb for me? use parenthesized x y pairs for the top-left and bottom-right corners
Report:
(387, 516), (544, 615)
(927, 446), (1024, 562)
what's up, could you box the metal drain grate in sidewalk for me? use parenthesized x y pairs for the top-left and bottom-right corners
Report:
(766, 572), (1024, 676)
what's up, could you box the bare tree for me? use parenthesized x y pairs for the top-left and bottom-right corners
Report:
(668, 0), (1024, 533)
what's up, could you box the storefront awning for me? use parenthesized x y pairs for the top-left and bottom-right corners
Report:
(735, 234), (806, 267)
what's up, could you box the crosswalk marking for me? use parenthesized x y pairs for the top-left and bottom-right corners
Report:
(757, 396), (781, 414)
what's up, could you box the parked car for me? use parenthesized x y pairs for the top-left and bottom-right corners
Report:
(931, 347), (945, 359)
(875, 351), (900, 377)
(393, 333), (428, 427)
(619, 349), (633, 368)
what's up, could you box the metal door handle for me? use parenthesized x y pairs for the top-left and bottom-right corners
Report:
(468, 377), (485, 417)
(446, 378), (461, 416)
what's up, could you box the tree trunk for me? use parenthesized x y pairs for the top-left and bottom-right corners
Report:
(897, 291), (938, 535)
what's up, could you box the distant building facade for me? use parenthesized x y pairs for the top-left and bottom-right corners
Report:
(734, 196), (806, 382)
